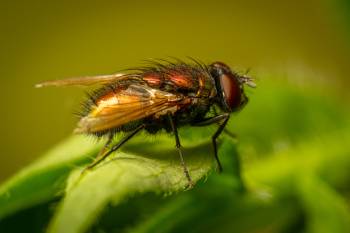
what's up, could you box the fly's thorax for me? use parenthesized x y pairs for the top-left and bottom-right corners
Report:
(195, 72), (217, 99)
(142, 71), (196, 91)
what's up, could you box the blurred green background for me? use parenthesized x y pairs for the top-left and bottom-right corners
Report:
(0, 0), (349, 182)
(1, 0), (350, 232)
(1, 0), (349, 182)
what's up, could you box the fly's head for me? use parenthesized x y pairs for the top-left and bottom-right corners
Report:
(209, 62), (255, 113)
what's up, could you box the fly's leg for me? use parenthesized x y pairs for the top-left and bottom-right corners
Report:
(212, 107), (236, 140)
(191, 113), (230, 173)
(223, 128), (237, 140)
(95, 133), (114, 161)
(81, 134), (113, 175)
(168, 113), (194, 188)
(82, 124), (145, 173)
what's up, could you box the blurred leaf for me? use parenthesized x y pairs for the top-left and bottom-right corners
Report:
(121, 193), (197, 233)
(1, 80), (350, 233)
(297, 174), (350, 233)
(125, 175), (301, 233)
(48, 136), (218, 233)
(245, 128), (350, 194)
(233, 80), (349, 156)
(0, 199), (57, 233)
(0, 136), (102, 219)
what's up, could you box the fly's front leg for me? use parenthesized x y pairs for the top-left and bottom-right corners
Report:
(212, 106), (236, 139)
(191, 113), (230, 173)
(168, 113), (194, 188)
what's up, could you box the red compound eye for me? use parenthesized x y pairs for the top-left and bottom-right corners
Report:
(219, 73), (242, 111)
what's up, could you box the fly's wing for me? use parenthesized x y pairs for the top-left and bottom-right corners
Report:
(35, 73), (138, 87)
(75, 84), (188, 133)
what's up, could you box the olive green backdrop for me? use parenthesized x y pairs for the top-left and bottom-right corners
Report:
(0, 0), (349, 182)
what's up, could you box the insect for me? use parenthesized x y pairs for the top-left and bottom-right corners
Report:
(36, 59), (255, 188)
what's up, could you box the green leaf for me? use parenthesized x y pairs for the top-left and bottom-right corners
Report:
(2, 80), (350, 233)
(245, 128), (350, 194)
(233, 80), (349, 156)
(297, 174), (350, 233)
(47, 135), (218, 233)
(0, 136), (102, 219)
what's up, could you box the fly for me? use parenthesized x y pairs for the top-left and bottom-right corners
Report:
(36, 59), (256, 188)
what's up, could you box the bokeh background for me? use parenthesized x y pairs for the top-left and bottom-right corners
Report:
(1, 0), (349, 182)
(1, 0), (350, 232)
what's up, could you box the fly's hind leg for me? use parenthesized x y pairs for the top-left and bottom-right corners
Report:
(78, 135), (112, 184)
(81, 133), (114, 175)
(82, 124), (145, 174)
(167, 113), (194, 188)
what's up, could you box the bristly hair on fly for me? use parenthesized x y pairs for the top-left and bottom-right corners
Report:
(76, 58), (211, 117)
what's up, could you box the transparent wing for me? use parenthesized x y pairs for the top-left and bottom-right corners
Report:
(75, 84), (188, 133)
(35, 73), (133, 88)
